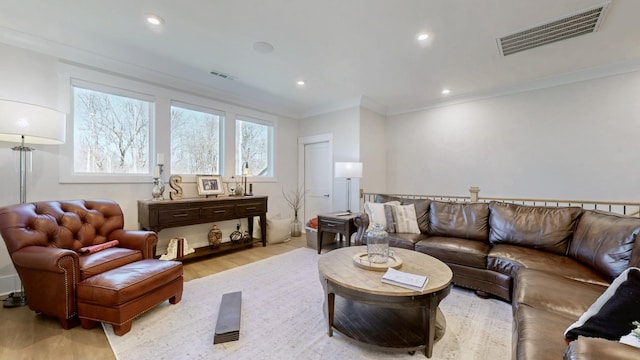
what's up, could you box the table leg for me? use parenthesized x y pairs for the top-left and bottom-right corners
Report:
(423, 297), (438, 358)
(317, 230), (324, 254)
(327, 292), (335, 337)
(259, 213), (267, 246)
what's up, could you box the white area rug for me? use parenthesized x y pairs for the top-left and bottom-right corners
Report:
(104, 248), (511, 359)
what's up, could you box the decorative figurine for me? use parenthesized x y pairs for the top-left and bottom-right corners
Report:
(169, 175), (183, 200)
(230, 224), (243, 244)
(242, 229), (252, 244)
(208, 224), (222, 248)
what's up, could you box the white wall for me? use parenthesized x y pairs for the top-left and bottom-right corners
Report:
(386, 70), (640, 201)
(360, 107), (386, 195)
(299, 107), (360, 211)
(0, 43), (299, 294)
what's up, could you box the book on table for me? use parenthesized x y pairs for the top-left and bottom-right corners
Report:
(381, 267), (428, 291)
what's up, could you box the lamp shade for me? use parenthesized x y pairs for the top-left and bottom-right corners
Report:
(0, 99), (66, 144)
(335, 162), (362, 178)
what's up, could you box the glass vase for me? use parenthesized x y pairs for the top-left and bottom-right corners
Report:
(291, 214), (302, 237)
(366, 223), (389, 263)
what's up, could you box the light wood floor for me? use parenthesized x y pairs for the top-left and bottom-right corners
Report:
(0, 236), (308, 360)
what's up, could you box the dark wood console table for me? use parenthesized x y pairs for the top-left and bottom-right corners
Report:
(137, 196), (268, 261)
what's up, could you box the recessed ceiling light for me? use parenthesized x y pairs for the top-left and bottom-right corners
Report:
(441, 89), (451, 95)
(146, 14), (164, 25)
(417, 33), (430, 41)
(296, 80), (306, 86)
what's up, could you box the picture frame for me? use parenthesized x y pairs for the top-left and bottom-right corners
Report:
(196, 175), (224, 196)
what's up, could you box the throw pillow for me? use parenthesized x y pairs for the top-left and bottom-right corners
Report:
(384, 204), (397, 233)
(392, 204), (421, 234)
(364, 201), (400, 230)
(401, 198), (431, 233)
(267, 217), (292, 244)
(253, 215), (292, 244)
(564, 267), (640, 341)
(381, 203), (421, 234)
(620, 331), (640, 348)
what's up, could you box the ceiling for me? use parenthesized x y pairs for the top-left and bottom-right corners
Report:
(1, 0), (639, 118)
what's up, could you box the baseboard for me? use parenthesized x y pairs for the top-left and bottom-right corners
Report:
(0, 273), (20, 296)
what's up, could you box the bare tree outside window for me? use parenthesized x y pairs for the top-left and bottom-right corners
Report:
(170, 105), (222, 174)
(73, 87), (150, 173)
(236, 119), (273, 176)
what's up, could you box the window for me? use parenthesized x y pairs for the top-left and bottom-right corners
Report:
(61, 64), (278, 184)
(170, 104), (223, 174)
(73, 85), (152, 174)
(235, 117), (274, 177)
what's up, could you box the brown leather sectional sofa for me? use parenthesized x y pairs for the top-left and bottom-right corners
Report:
(354, 195), (640, 359)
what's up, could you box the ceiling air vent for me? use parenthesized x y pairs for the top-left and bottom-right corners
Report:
(210, 70), (235, 80)
(497, 2), (610, 56)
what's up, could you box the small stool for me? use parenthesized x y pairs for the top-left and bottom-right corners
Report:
(77, 259), (183, 335)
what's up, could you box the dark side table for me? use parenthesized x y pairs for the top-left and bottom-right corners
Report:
(316, 212), (359, 254)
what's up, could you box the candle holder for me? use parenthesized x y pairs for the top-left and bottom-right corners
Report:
(243, 162), (250, 196)
(152, 178), (163, 200)
(151, 164), (165, 200)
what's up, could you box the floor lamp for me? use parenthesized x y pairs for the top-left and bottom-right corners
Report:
(0, 99), (66, 307)
(334, 162), (363, 213)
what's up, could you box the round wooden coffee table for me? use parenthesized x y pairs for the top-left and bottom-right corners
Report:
(318, 246), (453, 358)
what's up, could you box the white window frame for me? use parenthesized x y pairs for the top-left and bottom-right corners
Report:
(170, 100), (225, 177)
(235, 115), (276, 181)
(59, 69), (159, 183)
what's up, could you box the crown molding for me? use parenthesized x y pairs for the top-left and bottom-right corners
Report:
(387, 60), (640, 116)
(0, 26), (302, 119)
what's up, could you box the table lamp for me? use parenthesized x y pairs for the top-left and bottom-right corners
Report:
(0, 99), (66, 307)
(243, 161), (250, 196)
(334, 162), (362, 213)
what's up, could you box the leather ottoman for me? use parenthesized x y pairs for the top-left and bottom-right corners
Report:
(77, 259), (183, 335)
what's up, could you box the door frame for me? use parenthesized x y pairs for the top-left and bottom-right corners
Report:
(298, 133), (333, 226)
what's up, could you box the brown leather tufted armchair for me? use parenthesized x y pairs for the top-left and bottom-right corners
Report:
(0, 199), (159, 329)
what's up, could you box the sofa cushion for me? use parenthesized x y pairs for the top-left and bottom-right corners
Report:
(488, 244), (609, 285)
(488, 202), (582, 255)
(428, 201), (489, 241)
(569, 210), (640, 280)
(564, 336), (640, 360)
(415, 236), (490, 269)
(564, 267), (640, 341)
(447, 263), (512, 301)
(514, 304), (577, 360)
(514, 268), (607, 320)
(386, 232), (428, 250)
(79, 247), (143, 280)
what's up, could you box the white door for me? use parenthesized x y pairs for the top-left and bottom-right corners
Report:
(299, 135), (333, 225)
